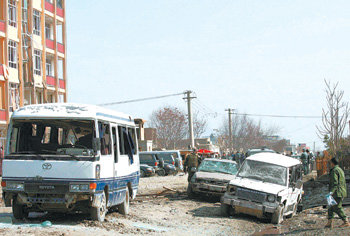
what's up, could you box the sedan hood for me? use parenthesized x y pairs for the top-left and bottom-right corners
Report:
(195, 171), (236, 182)
(229, 177), (287, 195)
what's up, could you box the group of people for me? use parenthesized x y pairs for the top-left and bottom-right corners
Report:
(299, 148), (315, 175)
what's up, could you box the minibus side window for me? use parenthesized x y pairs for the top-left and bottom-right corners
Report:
(98, 121), (111, 155)
(118, 126), (126, 155)
(128, 127), (137, 155)
(112, 127), (118, 163)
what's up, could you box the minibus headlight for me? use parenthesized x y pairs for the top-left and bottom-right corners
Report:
(70, 184), (90, 192)
(6, 182), (24, 191)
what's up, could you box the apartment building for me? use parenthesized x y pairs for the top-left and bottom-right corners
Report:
(0, 0), (67, 137)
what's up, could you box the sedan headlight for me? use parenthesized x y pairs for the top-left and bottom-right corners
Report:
(6, 182), (24, 191)
(267, 194), (276, 202)
(70, 184), (90, 192)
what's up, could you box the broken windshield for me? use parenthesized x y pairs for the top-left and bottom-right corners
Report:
(198, 160), (238, 175)
(9, 119), (95, 159)
(238, 160), (287, 186)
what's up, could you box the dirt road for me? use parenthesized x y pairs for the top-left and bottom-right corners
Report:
(0, 174), (350, 235)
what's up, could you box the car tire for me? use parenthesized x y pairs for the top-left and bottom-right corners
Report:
(12, 198), (28, 220)
(156, 169), (166, 176)
(90, 191), (107, 222)
(140, 170), (145, 178)
(118, 188), (130, 215)
(220, 203), (231, 217)
(271, 205), (284, 224)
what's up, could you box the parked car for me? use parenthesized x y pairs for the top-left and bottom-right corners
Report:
(187, 158), (238, 198)
(246, 147), (275, 157)
(140, 164), (155, 177)
(139, 152), (176, 176)
(158, 150), (184, 171)
(220, 153), (303, 224)
(156, 152), (179, 175)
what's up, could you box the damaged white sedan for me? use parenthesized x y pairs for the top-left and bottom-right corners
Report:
(187, 158), (238, 198)
(220, 153), (303, 224)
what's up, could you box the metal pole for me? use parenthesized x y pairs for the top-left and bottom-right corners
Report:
(225, 108), (234, 152)
(183, 91), (196, 149)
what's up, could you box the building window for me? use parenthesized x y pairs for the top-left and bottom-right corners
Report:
(8, 0), (17, 27)
(8, 40), (17, 69)
(9, 83), (20, 112)
(45, 24), (52, 40)
(46, 58), (53, 76)
(57, 0), (63, 9)
(34, 49), (42, 76)
(33, 10), (41, 36)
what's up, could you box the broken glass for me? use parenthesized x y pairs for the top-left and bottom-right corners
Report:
(198, 160), (238, 175)
(238, 160), (287, 186)
(9, 119), (95, 159)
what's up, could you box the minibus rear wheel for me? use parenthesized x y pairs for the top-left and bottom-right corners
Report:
(118, 188), (130, 215)
(12, 198), (28, 220)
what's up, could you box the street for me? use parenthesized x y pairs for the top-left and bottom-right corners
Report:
(0, 173), (349, 235)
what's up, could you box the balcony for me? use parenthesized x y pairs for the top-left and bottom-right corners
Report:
(0, 109), (6, 121)
(45, 1), (54, 13)
(59, 79), (65, 89)
(57, 43), (64, 53)
(46, 75), (56, 86)
(46, 39), (55, 50)
(0, 20), (5, 34)
(57, 7), (64, 18)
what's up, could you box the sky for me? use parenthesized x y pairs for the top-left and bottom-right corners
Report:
(66, 0), (350, 151)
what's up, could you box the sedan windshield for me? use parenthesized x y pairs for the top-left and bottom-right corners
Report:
(198, 160), (238, 175)
(237, 160), (287, 186)
(9, 119), (95, 158)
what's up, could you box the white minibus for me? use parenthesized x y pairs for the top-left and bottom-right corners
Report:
(2, 103), (139, 222)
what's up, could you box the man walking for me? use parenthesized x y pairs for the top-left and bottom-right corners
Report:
(300, 148), (309, 174)
(325, 157), (350, 228)
(184, 148), (200, 182)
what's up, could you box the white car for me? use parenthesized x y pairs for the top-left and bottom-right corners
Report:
(220, 153), (303, 224)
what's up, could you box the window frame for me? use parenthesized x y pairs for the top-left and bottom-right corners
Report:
(8, 0), (17, 27)
(34, 49), (42, 76)
(8, 40), (17, 69)
(33, 10), (41, 36)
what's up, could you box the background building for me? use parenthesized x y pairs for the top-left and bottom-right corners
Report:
(0, 0), (67, 141)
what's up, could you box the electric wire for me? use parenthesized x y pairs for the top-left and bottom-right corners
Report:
(98, 92), (185, 106)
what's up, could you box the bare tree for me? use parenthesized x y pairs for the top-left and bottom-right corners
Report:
(193, 111), (208, 138)
(217, 113), (280, 152)
(317, 80), (350, 155)
(149, 106), (188, 149)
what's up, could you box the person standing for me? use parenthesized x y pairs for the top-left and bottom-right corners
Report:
(184, 148), (200, 182)
(300, 148), (309, 174)
(306, 149), (314, 172)
(325, 158), (350, 228)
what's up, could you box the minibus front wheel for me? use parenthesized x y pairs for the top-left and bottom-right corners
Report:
(12, 197), (28, 220)
(90, 191), (107, 222)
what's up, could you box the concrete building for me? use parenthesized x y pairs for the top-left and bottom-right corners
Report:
(0, 0), (67, 137)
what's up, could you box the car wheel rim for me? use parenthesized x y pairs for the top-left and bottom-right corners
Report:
(99, 193), (106, 217)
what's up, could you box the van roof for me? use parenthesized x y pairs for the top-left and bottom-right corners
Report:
(11, 103), (134, 125)
(246, 153), (301, 167)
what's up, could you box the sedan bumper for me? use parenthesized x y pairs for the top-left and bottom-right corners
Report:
(191, 183), (226, 196)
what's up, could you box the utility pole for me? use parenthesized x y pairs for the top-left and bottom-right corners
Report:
(225, 108), (235, 152)
(183, 91), (196, 149)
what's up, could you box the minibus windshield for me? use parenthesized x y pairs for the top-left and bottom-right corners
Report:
(8, 119), (95, 158)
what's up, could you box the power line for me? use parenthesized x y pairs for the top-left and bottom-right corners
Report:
(233, 112), (322, 119)
(98, 92), (185, 106)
